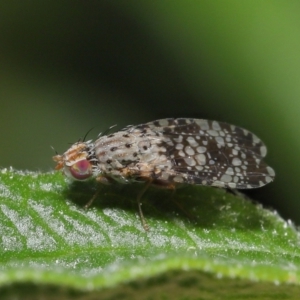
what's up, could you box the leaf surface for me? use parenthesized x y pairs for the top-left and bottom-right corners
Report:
(0, 168), (299, 299)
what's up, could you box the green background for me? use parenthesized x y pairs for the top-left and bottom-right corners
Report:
(0, 0), (299, 225)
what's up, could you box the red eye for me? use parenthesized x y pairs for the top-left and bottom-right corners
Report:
(69, 159), (93, 180)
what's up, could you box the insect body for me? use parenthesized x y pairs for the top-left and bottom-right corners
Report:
(53, 118), (275, 230)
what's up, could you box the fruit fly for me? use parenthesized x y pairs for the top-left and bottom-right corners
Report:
(53, 118), (275, 230)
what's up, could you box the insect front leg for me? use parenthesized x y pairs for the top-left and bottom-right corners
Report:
(84, 175), (112, 209)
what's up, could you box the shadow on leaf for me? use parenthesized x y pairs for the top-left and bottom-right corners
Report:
(61, 179), (273, 231)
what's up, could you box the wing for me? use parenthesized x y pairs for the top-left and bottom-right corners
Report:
(133, 118), (275, 189)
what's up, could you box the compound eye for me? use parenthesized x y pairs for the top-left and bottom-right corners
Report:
(69, 159), (93, 180)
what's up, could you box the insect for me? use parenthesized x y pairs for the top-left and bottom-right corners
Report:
(53, 118), (275, 230)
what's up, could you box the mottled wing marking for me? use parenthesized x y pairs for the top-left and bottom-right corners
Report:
(132, 118), (275, 189)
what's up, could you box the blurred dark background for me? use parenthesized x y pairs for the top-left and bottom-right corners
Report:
(1, 1), (299, 223)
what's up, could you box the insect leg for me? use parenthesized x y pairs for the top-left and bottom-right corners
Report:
(171, 196), (195, 220)
(137, 180), (153, 231)
(84, 188), (101, 209)
(84, 175), (112, 208)
(155, 184), (195, 220)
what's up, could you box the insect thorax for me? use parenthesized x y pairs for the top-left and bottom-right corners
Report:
(93, 128), (174, 182)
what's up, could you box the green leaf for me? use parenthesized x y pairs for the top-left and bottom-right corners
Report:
(0, 168), (300, 299)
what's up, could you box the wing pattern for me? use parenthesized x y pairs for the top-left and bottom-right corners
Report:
(133, 118), (275, 189)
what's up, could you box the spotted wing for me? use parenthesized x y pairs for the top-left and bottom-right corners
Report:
(135, 118), (275, 189)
